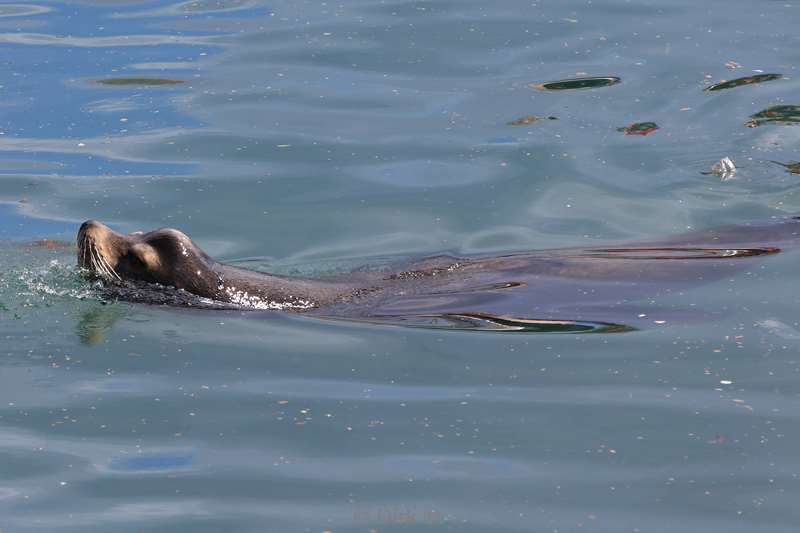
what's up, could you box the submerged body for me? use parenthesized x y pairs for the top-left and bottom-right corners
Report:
(78, 218), (800, 331)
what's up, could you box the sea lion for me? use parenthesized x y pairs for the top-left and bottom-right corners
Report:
(77, 217), (800, 331)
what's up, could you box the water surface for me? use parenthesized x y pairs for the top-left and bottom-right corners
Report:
(1, 0), (800, 531)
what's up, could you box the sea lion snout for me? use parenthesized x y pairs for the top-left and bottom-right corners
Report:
(77, 219), (131, 280)
(77, 220), (219, 296)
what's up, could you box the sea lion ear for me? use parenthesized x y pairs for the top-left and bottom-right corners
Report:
(130, 243), (161, 271)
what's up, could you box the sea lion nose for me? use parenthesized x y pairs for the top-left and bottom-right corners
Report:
(78, 219), (111, 239)
(80, 219), (102, 232)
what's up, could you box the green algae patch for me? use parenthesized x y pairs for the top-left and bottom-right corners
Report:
(96, 77), (185, 86)
(746, 105), (800, 127)
(529, 76), (621, 91)
(617, 122), (659, 136)
(704, 73), (783, 92)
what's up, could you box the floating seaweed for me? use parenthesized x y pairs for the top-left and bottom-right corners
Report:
(529, 76), (621, 91)
(96, 77), (184, 86)
(746, 105), (800, 127)
(616, 122), (659, 136)
(704, 73), (783, 92)
(769, 160), (800, 175)
(508, 115), (558, 126)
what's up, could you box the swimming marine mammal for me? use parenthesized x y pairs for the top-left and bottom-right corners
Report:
(77, 217), (800, 331)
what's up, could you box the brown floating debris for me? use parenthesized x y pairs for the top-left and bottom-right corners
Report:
(30, 239), (71, 249)
(529, 76), (621, 91)
(96, 77), (185, 86)
(704, 73), (783, 92)
(616, 122), (658, 136)
(746, 105), (800, 127)
(769, 160), (800, 175)
(508, 115), (558, 126)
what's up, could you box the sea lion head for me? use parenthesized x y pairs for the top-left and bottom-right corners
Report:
(77, 220), (218, 296)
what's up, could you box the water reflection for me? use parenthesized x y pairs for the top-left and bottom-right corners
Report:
(332, 312), (635, 333)
(76, 303), (125, 345)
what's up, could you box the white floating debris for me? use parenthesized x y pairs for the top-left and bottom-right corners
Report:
(720, 380), (733, 385)
(709, 156), (736, 181)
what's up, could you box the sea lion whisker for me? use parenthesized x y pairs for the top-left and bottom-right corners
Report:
(90, 245), (114, 280)
(100, 254), (121, 281)
(99, 253), (121, 281)
(88, 246), (104, 276)
(78, 234), (89, 268)
(84, 238), (93, 270)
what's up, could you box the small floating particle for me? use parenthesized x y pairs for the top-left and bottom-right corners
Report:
(77, 142), (86, 147)
(276, 144), (291, 148)
(704, 73), (783, 92)
(529, 76), (621, 91)
(720, 380), (733, 385)
(617, 122), (659, 136)
(654, 320), (666, 324)
(745, 105), (800, 127)
(679, 107), (691, 111)
(725, 60), (741, 69)
(96, 77), (184, 86)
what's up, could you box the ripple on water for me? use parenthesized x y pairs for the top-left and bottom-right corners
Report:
(112, 0), (269, 18)
(0, 4), (51, 17)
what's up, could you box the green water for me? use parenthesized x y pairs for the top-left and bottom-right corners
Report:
(1, 0), (800, 531)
